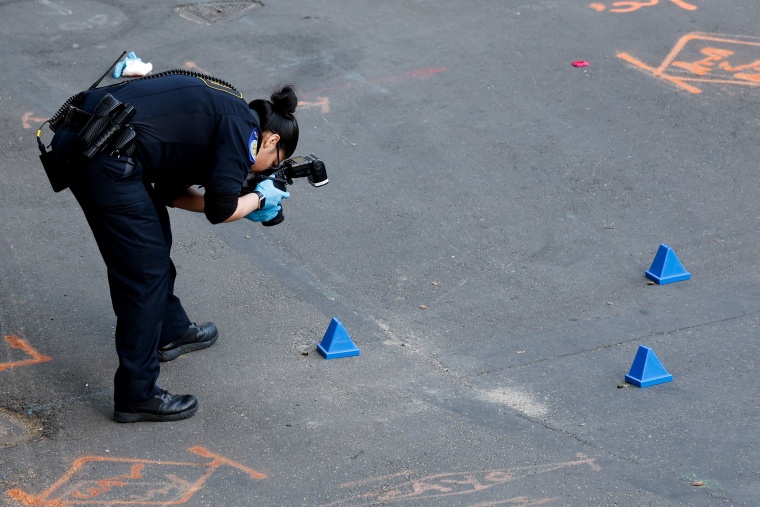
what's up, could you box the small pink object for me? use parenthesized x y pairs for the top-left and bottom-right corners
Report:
(572, 60), (590, 67)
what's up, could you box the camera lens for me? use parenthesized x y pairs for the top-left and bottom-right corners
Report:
(308, 160), (328, 187)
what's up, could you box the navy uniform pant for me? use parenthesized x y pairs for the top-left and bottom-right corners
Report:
(66, 149), (191, 406)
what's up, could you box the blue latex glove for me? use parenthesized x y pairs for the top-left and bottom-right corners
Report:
(244, 205), (281, 223)
(255, 178), (290, 211)
(113, 52), (142, 78)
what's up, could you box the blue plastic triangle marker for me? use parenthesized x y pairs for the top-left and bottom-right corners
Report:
(645, 244), (690, 285)
(317, 317), (360, 359)
(625, 345), (673, 387)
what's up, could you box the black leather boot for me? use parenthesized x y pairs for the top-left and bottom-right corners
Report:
(157, 322), (218, 362)
(114, 390), (198, 423)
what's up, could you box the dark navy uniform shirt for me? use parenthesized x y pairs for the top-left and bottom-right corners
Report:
(75, 74), (259, 224)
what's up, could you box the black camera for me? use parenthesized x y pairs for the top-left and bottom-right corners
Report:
(241, 154), (328, 226)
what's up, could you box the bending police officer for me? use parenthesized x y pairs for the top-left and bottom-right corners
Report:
(48, 73), (298, 422)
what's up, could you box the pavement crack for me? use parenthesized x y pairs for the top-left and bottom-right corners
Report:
(467, 308), (760, 378)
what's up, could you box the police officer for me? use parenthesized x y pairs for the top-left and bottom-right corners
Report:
(49, 73), (299, 422)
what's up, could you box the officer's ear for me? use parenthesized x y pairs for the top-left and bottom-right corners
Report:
(262, 132), (280, 151)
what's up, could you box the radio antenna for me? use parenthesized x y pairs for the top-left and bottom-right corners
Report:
(89, 50), (127, 89)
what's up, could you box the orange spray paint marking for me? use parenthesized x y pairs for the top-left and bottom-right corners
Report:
(671, 47), (735, 76)
(0, 336), (52, 372)
(380, 67), (448, 83)
(319, 454), (600, 507)
(5, 447), (265, 506)
(183, 61), (211, 74)
(22, 112), (49, 129)
(70, 464), (144, 499)
(670, 0), (698, 10)
(298, 97), (331, 113)
(619, 33), (760, 94)
(590, 0), (696, 13)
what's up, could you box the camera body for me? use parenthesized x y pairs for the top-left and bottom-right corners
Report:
(278, 154), (328, 187)
(241, 154), (328, 226)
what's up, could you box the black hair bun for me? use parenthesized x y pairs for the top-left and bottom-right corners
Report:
(271, 85), (297, 116)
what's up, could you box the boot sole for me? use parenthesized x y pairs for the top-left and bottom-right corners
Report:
(114, 403), (198, 423)
(157, 333), (218, 362)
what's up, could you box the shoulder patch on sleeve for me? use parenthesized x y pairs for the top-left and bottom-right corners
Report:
(248, 127), (260, 163)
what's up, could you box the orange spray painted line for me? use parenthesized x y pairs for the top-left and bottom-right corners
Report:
(6, 447), (266, 506)
(0, 336), (52, 372)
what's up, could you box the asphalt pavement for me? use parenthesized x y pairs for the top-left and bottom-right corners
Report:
(1, 0), (759, 505)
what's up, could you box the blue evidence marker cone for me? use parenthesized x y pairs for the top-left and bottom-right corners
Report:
(625, 345), (673, 387)
(317, 317), (360, 359)
(645, 244), (690, 285)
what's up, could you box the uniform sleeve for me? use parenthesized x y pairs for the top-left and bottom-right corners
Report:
(203, 113), (254, 224)
(154, 181), (188, 208)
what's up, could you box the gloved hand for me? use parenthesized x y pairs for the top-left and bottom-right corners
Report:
(244, 205), (281, 223)
(113, 52), (152, 78)
(255, 178), (290, 211)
